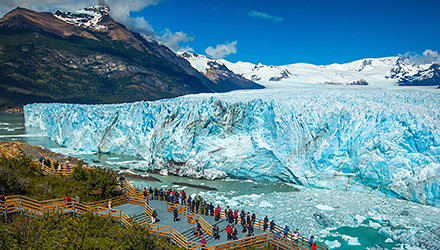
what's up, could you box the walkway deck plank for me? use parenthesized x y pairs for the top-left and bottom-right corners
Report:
(115, 200), (265, 245)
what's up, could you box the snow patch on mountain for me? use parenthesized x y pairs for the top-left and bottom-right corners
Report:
(54, 5), (109, 30)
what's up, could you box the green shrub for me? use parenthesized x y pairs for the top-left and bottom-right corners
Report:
(0, 154), (117, 202)
(0, 213), (183, 250)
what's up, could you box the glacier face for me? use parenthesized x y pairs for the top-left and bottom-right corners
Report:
(24, 86), (440, 206)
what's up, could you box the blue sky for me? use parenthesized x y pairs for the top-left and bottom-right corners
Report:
(1, 0), (439, 66)
(133, 0), (440, 65)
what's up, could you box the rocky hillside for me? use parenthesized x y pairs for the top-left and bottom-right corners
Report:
(0, 6), (262, 110)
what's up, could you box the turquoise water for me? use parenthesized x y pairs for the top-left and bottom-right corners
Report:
(1, 114), (439, 249)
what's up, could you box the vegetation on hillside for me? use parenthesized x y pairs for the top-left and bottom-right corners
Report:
(0, 153), (118, 202)
(0, 212), (182, 250)
(0, 26), (208, 110)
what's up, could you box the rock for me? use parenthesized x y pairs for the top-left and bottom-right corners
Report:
(171, 182), (218, 191)
(312, 212), (332, 227)
(432, 225), (440, 238)
(399, 210), (410, 216)
(114, 171), (161, 182)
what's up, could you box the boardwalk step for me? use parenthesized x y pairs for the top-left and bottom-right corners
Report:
(132, 213), (151, 223)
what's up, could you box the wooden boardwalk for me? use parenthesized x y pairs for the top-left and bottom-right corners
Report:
(0, 145), (330, 250)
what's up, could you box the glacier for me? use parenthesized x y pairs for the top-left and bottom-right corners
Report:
(24, 85), (440, 207)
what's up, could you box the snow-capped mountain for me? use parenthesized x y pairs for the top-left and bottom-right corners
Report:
(54, 5), (109, 30)
(183, 52), (440, 87)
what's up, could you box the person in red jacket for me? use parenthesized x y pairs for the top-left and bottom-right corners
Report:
(233, 209), (239, 224)
(201, 236), (207, 250)
(65, 194), (71, 203)
(226, 225), (232, 240)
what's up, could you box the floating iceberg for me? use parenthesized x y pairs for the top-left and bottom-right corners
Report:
(24, 86), (440, 206)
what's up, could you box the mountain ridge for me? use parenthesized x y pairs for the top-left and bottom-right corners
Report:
(0, 6), (262, 110)
(183, 52), (440, 88)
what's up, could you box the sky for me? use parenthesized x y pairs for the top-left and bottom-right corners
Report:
(1, 0), (440, 66)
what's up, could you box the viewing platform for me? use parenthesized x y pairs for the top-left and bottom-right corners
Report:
(0, 145), (329, 250)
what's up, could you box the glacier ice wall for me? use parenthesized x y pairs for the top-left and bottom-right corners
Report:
(24, 86), (440, 206)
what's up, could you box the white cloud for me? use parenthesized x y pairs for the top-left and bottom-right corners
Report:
(155, 29), (195, 53)
(0, 0), (161, 34)
(405, 49), (440, 65)
(248, 10), (283, 22)
(205, 41), (237, 59)
(0, 0), (95, 17)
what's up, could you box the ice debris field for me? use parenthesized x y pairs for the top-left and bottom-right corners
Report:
(24, 86), (440, 208)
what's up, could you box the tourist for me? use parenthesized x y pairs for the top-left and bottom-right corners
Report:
(209, 202), (214, 216)
(200, 201), (205, 215)
(154, 188), (158, 200)
(204, 202), (209, 215)
(231, 225), (238, 240)
(214, 206), (220, 221)
(195, 220), (201, 237)
(233, 209), (239, 224)
(187, 195), (192, 207)
(191, 200), (196, 213)
(292, 229), (300, 244)
(240, 210), (246, 224)
(143, 188), (148, 199)
(251, 213), (256, 225)
(159, 188), (163, 201)
(225, 206), (230, 219)
(75, 195), (80, 204)
(263, 215), (268, 231)
(311, 242), (317, 250)
(270, 220), (275, 232)
(228, 209), (233, 224)
(283, 225), (290, 239)
(226, 224), (232, 240)
(152, 209), (157, 223)
(241, 219), (247, 233)
(195, 199), (200, 213)
(309, 235), (315, 249)
(173, 208), (179, 222)
(246, 212), (251, 225)
(213, 224), (220, 240)
(119, 175), (125, 188)
(247, 223), (254, 237)
(149, 187), (153, 200)
(201, 236), (207, 250)
(108, 200), (112, 210)
(65, 194), (71, 203)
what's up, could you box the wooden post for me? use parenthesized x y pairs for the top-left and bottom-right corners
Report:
(19, 199), (23, 215)
(3, 201), (7, 219)
(120, 210), (122, 226)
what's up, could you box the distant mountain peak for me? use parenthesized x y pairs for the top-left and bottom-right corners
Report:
(54, 5), (110, 30)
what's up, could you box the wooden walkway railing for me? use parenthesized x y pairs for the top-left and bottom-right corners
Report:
(0, 147), (329, 250)
(123, 179), (330, 250)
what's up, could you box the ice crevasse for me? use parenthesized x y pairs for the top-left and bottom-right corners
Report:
(24, 87), (440, 206)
